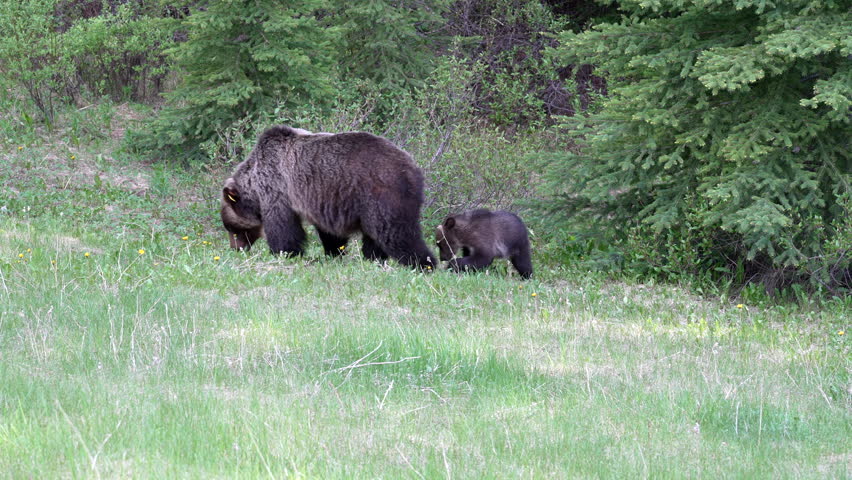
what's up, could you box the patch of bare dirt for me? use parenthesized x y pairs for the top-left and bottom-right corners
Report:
(75, 159), (150, 195)
(109, 102), (146, 141)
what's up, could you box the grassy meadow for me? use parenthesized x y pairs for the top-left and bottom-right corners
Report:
(0, 117), (850, 478)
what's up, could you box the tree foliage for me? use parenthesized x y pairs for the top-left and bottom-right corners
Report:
(546, 0), (850, 289)
(445, 0), (576, 124)
(132, 0), (457, 158)
(332, 0), (449, 94)
(132, 0), (338, 157)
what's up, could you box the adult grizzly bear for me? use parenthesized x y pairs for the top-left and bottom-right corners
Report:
(221, 125), (435, 269)
(435, 209), (533, 279)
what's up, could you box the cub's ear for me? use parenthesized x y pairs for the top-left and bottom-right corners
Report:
(443, 217), (456, 229)
(223, 178), (239, 203)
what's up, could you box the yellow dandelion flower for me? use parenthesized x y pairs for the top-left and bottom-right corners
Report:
(18, 253), (24, 258)
(214, 256), (220, 261)
(70, 155), (76, 160)
(17, 146), (23, 150)
(138, 249), (145, 255)
(182, 236), (189, 240)
(736, 304), (744, 309)
(26, 248), (31, 253)
(839, 331), (845, 336)
(338, 245), (345, 251)
(51, 260), (56, 265)
(84, 252), (90, 257)
(531, 293), (537, 297)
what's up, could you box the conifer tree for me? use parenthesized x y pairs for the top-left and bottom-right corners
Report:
(133, 0), (454, 158)
(332, 0), (448, 93)
(137, 0), (337, 157)
(546, 0), (850, 286)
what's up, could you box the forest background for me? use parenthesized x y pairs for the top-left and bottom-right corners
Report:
(0, 0), (849, 298)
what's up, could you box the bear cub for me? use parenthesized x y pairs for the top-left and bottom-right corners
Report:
(435, 209), (532, 279)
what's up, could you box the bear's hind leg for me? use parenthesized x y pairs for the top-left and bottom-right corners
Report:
(316, 228), (349, 257)
(361, 235), (389, 261)
(371, 226), (435, 270)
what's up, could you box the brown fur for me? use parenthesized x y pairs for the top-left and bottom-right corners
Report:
(221, 125), (435, 269)
(435, 209), (532, 279)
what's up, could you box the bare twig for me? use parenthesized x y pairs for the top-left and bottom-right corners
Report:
(335, 357), (422, 376)
(378, 380), (394, 410)
(428, 126), (455, 169)
(328, 341), (422, 386)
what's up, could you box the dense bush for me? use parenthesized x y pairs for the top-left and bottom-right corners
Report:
(130, 0), (611, 160)
(332, 0), (449, 95)
(0, 0), (73, 124)
(59, 0), (180, 102)
(379, 54), (553, 219)
(0, 0), (181, 124)
(444, 0), (603, 125)
(544, 0), (851, 293)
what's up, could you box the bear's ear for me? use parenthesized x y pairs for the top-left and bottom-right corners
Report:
(223, 178), (239, 203)
(443, 217), (456, 229)
(224, 186), (239, 204)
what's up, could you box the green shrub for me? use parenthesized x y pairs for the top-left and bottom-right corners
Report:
(60, 1), (179, 102)
(0, 0), (182, 126)
(130, 0), (454, 161)
(0, 0), (72, 125)
(444, 0), (570, 126)
(332, 0), (448, 95)
(375, 53), (558, 220)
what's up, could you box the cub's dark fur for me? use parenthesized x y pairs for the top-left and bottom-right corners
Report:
(435, 209), (532, 279)
(221, 125), (435, 269)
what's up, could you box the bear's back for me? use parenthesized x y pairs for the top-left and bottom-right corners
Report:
(467, 210), (528, 245)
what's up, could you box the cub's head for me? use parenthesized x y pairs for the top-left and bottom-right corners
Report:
(221, 177), (263, 250)
(435, 216), (463, 261)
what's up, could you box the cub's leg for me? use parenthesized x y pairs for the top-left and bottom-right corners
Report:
(510, 245), (533, 279)
(451, 253), (495, 273)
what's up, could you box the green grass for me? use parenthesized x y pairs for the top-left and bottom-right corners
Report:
(0, 113), (849, 478)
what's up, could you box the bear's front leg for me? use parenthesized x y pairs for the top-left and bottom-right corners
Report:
(263, 205), (306, 256)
